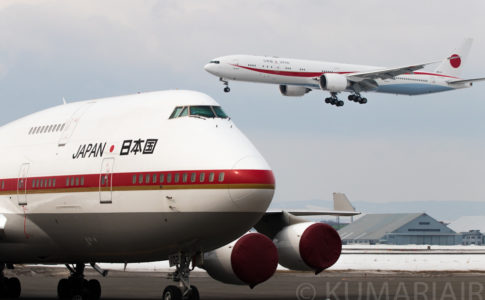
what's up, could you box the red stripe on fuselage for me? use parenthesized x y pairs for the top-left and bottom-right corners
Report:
(233, 65), (460, 80)
(0, 169), (275, 193)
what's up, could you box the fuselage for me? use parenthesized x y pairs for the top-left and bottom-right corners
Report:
(0, 90), (275, 263)
(205, 55), (471, 95)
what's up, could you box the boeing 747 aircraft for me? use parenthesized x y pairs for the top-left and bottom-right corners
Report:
(205, 39), (485, 107)
(0, 90), (358, 300)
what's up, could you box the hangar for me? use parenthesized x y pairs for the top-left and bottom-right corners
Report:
(338, 213), (461, 245)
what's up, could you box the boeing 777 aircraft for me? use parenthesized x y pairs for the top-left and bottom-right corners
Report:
(0, 90), (358, 300)
(205, 39), (485, 107)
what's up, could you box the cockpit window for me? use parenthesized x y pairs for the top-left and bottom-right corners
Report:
(179, 107), (189, 117)
(170, 106), (184, 119)
(212, 106), (228, 118)
(169, 105), (229, 119)
(210, 60), (220, 64)
(190, 106), (215, 118)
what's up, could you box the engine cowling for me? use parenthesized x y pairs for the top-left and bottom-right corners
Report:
(279, 85), (311, 97)
(319, 73), (349, 92)
(273, 222), (342, 274)
(201, 233), (278, 288)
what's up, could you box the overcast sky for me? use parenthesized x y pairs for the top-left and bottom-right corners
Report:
(0, 0), (484, 207)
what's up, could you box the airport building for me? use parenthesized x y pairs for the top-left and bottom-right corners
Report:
(338, 213), (462, 245)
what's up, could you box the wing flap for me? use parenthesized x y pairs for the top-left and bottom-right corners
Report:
(347, 60), (441, 82)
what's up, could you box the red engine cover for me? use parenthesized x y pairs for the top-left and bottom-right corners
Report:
(299, 223), (342, 274)
(231, 233), (278, 288)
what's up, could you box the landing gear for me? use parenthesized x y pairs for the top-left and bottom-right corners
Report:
(348, 94), (368, 104)
(0, 263), (21, 299)
(220, 78), (230, 93)
(324, 92), (344, 107)
(57, 263), (102, 300)
(163, 253), (200, 300)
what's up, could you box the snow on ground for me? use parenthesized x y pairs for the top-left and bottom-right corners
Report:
(94, 245), (485, 273)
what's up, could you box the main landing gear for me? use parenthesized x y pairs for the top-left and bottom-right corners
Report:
(0, 263), (21, 299)
(220, 78), (230, 93)
(348, 94), (368, 104)
(57, 263), (103, 300)
(324, 92), (344, 107)
(163, 253), (200, 300)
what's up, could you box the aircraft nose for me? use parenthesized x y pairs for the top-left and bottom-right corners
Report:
(229, 156), (275, 212)
(204, 63), (217, 75)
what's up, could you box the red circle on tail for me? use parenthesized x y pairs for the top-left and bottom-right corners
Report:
(450, 54), (461, 68)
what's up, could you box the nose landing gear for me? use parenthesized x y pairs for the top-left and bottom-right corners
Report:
(220, 78), (230, 93)
(0, 263), (21, 299)
(57, 263), (102, 300)
(163, 253), (200, 300)
(348, 94), (368, 104)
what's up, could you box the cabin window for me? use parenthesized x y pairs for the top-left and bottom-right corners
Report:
(153, 174), (157, 184)
(182, 173), (188, 183)
(218, 172), (225, 182)
(209, 172), (215, 183)
(53, 178), (56, 187)
(138, 175), (143, 184)
(174, 173), (180, 183)
(60, 124), (66, 131)
(66, 178), (70, 187)
(166, 174), (172, 183)
(191, 173), (196, 183)
(132, 175), (137, 184)
(1, 181), (4, 189)
(48, 125), (54, 132)
(160, 174), (165, 183)
(48, 178), (52, 187)
(28, 127), (33, 135)
(200, 173), (205, 183)
(71, 177), (75, 186)
(39, 179), (43, 188)
(75, 177), (79, 186)
(146, 174), (151, 184)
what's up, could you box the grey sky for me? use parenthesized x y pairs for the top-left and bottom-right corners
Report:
(0, 0), (484, 206)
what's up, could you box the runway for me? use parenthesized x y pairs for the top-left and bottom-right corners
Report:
(7, 267), (485, 300)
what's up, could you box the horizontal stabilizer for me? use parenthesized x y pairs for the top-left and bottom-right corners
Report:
(448, 77), (485, 85)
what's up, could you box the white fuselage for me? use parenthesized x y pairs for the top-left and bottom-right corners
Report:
(0, 90), (275, 264)
(205, 55), (471, 95)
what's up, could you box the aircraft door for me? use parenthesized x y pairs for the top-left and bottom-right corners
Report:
(99, 158), (115, 204)
(17, 163), (30, 205)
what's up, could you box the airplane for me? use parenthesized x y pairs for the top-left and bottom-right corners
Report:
(0, 90), (359, 300)
(204, 38), (485, 107)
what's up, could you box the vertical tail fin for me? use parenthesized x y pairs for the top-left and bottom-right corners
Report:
(434, 38), (473, 78)
(333, 193), (355, 212)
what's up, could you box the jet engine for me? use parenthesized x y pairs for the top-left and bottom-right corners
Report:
(319, 73), (349, 92)
(279, 85), (311, 97)
(201, 232), (278, 288)
(273, 222), (342, 274)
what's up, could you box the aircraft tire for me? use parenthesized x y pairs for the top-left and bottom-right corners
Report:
(361, 98), (367, 104)
(163, 285), (182, 300)
(224, 87), (230, 93)
(337, 100), (344, 107)
(7, 277), (21, 298)
(348, 95), (354, 101)
(87, 279), (101, 300)
(187, 285), (200, 300)
(325, 98), (330, 103)
(57, 278), (70, 299)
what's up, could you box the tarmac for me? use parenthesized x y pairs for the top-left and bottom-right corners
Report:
(8, 266), (485, 300)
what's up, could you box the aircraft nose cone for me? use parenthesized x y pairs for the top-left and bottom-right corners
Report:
(204, 63), (216, 75)
(229, 156), (275, 212)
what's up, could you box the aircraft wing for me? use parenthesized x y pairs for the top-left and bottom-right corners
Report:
(448, 77), (485, 85)
(346, 60), (441, 82)
(264, 210), (360, 217)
